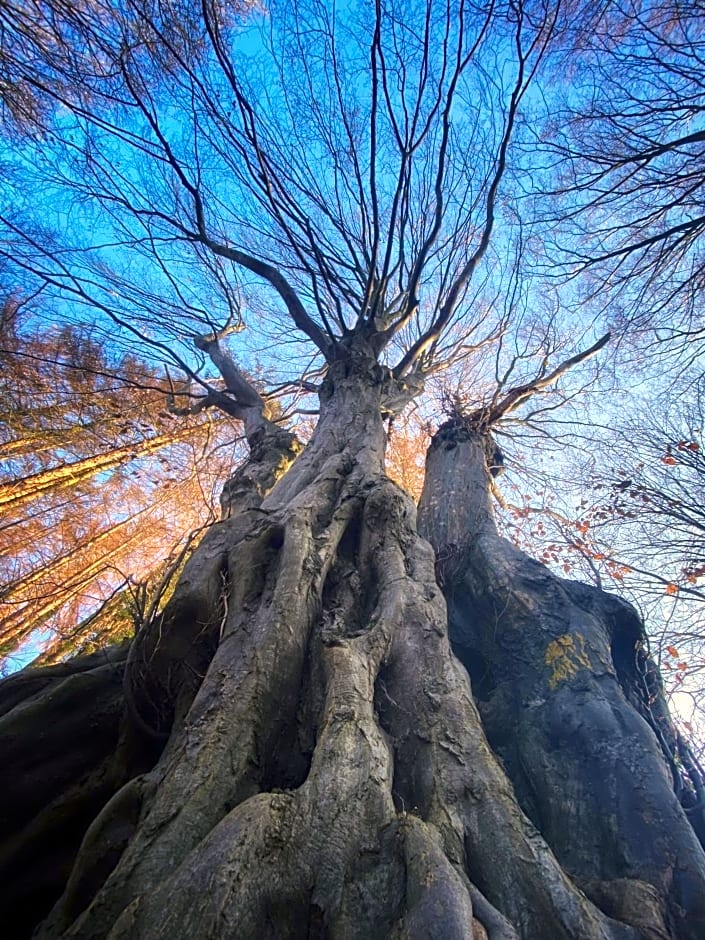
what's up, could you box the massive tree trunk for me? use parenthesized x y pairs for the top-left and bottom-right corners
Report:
(2, 358), (704, 939)
(418, 419), (705, 940)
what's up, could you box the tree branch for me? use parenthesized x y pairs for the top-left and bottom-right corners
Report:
(467, 332), (611, 428)
(200, 239), (335, 361)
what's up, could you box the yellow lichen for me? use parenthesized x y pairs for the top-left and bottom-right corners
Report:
(544, 633), (591, 690)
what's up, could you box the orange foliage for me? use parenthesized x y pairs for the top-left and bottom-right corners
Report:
(385, 413), (430, 502)
(0, 301), (241, 666)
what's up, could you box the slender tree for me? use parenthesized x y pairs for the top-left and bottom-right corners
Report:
(0, 2), (704, 939)
(0, 300), (238, 661)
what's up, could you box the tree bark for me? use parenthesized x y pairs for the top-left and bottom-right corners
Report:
(0, 644), (144, 938)
(2, 357), (704, 939)
(417, 419), (705, 940)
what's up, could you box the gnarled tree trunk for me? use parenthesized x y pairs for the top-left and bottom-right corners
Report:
(2, 357), (704, 939)
(418, 419), (705, 940)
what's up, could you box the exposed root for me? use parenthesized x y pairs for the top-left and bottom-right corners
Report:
(372, 481), (636, 940)
(40, 775), (155, 936)
(398, 815), (476, 939)
(0, 647), (130, 938)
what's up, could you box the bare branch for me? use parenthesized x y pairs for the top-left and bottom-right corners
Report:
(466, 332), (611, 429)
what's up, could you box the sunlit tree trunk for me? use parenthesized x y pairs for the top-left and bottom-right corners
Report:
(0, 427), (195, 512)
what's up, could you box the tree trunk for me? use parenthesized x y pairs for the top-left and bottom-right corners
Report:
(417, 420), (705, 940)
(0, 644), (141, 937)
(0, 514), (150, 653)
(2, 361), (704, 939)
(0, 426), (195, 512)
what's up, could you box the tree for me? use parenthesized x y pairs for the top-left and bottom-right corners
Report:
(0, 298), (238, 663)
(539, 393), (705, 753)
(1, 2), (704, 939)
(544, 0), (705, 355)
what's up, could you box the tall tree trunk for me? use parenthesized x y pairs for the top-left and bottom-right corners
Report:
(0, 427), (194, 512)
(417, 419), (705, 940)
(0, 512), (150, 652)
(2, 360), (704, 939)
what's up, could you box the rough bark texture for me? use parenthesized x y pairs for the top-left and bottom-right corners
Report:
(417, 420), (705, 940)
(2, 359), (704, 939)
(0, 644), (144, 935)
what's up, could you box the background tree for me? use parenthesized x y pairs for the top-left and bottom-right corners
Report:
(530, 393), (705, 750)
(0, 2), (704, 939)
(544, 0), (705, 356)
(0, 297), (241, 664)
(511, 0), (705, 755)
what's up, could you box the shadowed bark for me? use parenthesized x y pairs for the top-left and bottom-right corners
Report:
(418, 418), (705, 940)
(0, 644), (139, 936)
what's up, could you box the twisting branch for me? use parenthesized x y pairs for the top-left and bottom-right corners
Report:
(165, 366), (243, 421)
(192, 335), (265, 411)
(200, 239), (335, 361)
(465, 332), (611, 429)
(188, 331), (302, 509)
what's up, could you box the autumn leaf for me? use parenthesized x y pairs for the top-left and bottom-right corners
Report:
(661, 455), (677, 466)
(665, 583), (679, 595)
(684, 564), (705, 583)
(666, 645), (679, 658)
